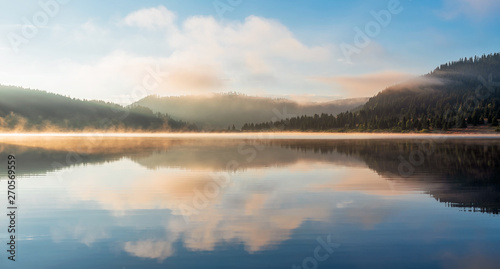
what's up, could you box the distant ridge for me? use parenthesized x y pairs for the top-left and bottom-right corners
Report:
(133, 93), (368, 129)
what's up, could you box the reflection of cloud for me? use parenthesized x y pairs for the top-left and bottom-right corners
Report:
(51, 224), (109, 247)
(440, 248), (500, 269)
(127, 205), (331, 259)
(345, 203), (393, 230)
(244, 193), (268, 215)
(73, 169), (218, 214)
(62, 162), (340, 260)
(311, 168), (412, 196)
(11, 137), (500, 265)
(30, 143), (417, 262)
(336, 200), (353, 208)
(124, 240), (177, 261)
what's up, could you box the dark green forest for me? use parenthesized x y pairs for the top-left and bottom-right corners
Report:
(0, 86), (197, 132)
(242, 53), (500, 132)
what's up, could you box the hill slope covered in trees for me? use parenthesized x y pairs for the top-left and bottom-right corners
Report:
(0, 85), (196, 132)
(242, 53), (500, 132)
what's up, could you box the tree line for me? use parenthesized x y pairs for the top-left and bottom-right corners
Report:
(242, 53), (500, 132)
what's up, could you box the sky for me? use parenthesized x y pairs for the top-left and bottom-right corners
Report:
(0, 0), (500, 104)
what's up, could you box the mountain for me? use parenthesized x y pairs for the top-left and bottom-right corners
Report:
(0, 85), (196, 132)
(133, 93), (368, 129)
(242, 53), (500, 132)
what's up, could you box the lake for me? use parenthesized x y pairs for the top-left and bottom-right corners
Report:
(0, 134), (499, 268)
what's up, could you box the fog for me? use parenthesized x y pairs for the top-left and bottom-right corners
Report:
(133, 93), (368, 129)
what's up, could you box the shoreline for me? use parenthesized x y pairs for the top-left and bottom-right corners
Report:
(1, 132), (500, 140)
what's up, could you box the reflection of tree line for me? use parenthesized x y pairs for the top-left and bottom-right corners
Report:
(274, 139), (500, 214)
(1, 138), (499, 213)
(0, 138), (366, 176)
(0, 144), (124, 177)
(275, 139), (500, 180)
(433, 189), (500, 214)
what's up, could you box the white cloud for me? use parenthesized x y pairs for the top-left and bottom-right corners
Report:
(55, 10), (332, 99)
(0, 5), (395, 102)
(123, 6), (177, 30)
(72, 20), (109, 41)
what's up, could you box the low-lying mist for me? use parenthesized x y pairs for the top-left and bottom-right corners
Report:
(133, 93), (368, 129)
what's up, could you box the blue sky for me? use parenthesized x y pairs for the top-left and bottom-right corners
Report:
(0, 0), (499, 104)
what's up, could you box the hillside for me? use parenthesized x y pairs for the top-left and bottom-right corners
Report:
(242, 53), (500, 132)
(0, 85), (196, 132)
(133, 93), (368, 129)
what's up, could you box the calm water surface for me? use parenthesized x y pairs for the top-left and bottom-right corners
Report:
(0, 136), (499, 268)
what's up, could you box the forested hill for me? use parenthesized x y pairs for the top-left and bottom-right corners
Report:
(133, 93), (368, 129)
(241, 53), (500, 132)
(0, 85), (196, 132)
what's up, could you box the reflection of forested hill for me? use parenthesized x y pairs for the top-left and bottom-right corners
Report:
(275, 139), (500, 214)
(0, 144), (124, 177)
(0, 137), (367, 177)
(1, 137), (499, 213)
(274, 139), (500, 182)
(131, 140), (366, 171)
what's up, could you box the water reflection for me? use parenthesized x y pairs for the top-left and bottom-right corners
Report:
(0, 136), (499, 268)
(1, 137), (498, 214)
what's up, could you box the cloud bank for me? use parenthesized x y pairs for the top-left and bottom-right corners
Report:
(0, 5), (414, 103)
(313, 71), (415, 97)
